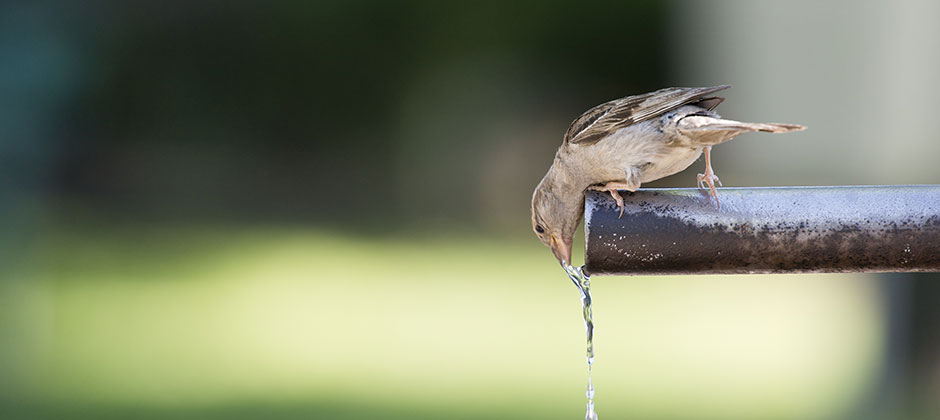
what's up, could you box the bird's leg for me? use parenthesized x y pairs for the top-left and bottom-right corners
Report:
(696, 146), (722, 209)
(588, 181), (637, 219)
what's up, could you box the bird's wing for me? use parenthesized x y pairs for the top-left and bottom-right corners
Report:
(564, 85), (731, 145)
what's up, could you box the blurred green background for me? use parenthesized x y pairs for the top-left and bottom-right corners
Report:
(2, 1), (939, 419)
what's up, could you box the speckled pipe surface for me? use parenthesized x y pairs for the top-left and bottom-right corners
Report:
(584, 185), (940, 276)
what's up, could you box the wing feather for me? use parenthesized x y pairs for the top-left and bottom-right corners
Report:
(564, 85), (731, 145)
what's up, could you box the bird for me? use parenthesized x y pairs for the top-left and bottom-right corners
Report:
(531, 85), (805, 266)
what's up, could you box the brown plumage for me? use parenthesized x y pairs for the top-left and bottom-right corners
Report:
(531, 85), (805, 266)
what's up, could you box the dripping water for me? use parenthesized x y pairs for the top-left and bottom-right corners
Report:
(563, 263), (597, 420)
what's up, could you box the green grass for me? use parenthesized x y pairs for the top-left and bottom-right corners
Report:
(0, 223), (884, 419)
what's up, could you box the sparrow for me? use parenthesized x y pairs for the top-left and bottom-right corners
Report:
(531, 85), (805, 266)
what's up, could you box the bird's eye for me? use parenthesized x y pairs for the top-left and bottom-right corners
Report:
(535, 225), (545, 234)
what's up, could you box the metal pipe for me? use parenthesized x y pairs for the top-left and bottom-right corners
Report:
(584, 185), (940, 276)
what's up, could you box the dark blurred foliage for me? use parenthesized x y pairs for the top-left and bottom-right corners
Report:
(3, 1), (669, 227)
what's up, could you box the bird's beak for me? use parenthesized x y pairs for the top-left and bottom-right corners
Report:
(550, 234), (573, 267)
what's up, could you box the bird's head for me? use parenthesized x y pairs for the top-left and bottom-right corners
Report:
(531, 178), (582, 267)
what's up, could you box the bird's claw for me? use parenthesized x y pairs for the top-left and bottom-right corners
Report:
(588, 184), (627, 218)
(696, 145), (722, 209)
(697, 173), (722, 188)
(697, 172), (722, 209)
(611, 190), (625, 219)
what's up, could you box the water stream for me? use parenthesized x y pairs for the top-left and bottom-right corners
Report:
(563, 263), (597, 420)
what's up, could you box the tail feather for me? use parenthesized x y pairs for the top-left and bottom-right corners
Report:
(678, 115), (805, 145)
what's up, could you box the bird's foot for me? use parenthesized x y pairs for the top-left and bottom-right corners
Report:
(697, 145), (721, 209)
(588, 182), (632, 218)
(696, 172), (722, 209)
